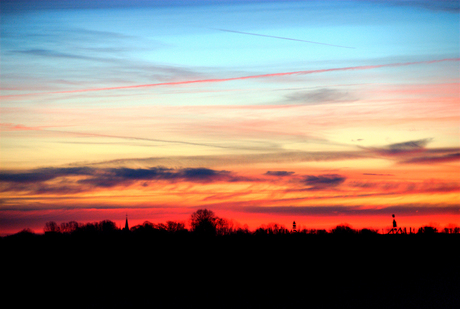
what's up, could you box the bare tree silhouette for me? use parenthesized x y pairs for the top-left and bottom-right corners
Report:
(190, 209), (218, 236)
(44, 221), (60, 233)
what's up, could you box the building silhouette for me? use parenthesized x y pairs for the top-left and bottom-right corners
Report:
(123, 214), (129, 232)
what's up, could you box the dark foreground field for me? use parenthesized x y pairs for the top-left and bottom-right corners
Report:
(2, 232), (459, 309)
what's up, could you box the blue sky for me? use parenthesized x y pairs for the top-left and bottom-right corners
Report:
(1, 0), (459, 234)
(2, 0), (458, 97)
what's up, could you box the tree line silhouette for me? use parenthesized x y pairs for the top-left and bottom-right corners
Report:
(2, 209), (459, 309)
(26, 208), (457, 238)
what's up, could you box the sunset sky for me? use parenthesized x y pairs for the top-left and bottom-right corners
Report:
(1, 0), (459, 235)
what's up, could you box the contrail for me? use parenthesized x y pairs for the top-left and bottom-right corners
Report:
(214, 28), (356, 49)
(45, 130), (280, 151)
(1, 58), (458, 98)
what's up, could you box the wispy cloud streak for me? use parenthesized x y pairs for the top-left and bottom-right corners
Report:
(399, 153), (460, 164)
(2, 58), (458, 98)
(59, 130), (282, 151)
(214, 28), (356, 49)
(303, 174), (347, 190)
(366, 138), (432, 156)
(265, 171), (295, 177)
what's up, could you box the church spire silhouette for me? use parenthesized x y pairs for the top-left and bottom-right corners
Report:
(124, 214), (129, 232)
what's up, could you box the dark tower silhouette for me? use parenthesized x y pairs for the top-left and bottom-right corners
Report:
(123, 214), (129, 232)
(292, 221), (297, 232)
(388, 214), (404, 234)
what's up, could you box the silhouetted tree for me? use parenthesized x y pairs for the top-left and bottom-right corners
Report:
(216, 218), (234, 236)
(142, 221), (156, 229)
(254, 227), (268, 235)
(75, 222), (97, 234)
(97, 220), (118, 233)
(299, 228), (322, 234)
(6, 228), (37, 241)
(254, 223), (287, 235)
(60, 221), (80, 233)
(131, 221), (157, 235)
(235, 225), (250, 235)
(16, 228), (35, 236)
(154, 223), (167, 230)
(266, 223), (287, 234)
(441, 225), (460, 234)
(331, 225), (356, 235)
(166, 221), (186, 233)
(417, 226), (437, 235)
(359, 228), (379, 235)
(44, 221), (60, 233)
(442, 227), (451, 234)
(190, 209), (218, 236)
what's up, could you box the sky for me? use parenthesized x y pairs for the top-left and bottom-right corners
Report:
(1, 0), (459, 235)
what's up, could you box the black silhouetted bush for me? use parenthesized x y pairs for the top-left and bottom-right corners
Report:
(131, 221), (156, 233)
(14, 228), (36, 238)
(441, 226), (460, 234)
(330, 224), (356, 235)
(417, 226), (438, 235)
(359, 228), (379, 235)
(254, 223), (289, 235)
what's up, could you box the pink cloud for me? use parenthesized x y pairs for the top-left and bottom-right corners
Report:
(0, 123), (46, 131)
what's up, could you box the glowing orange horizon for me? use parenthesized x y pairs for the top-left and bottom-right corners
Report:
(2, 207), (458, 237)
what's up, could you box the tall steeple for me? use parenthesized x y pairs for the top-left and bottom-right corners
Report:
(124, 214), (129, 232)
